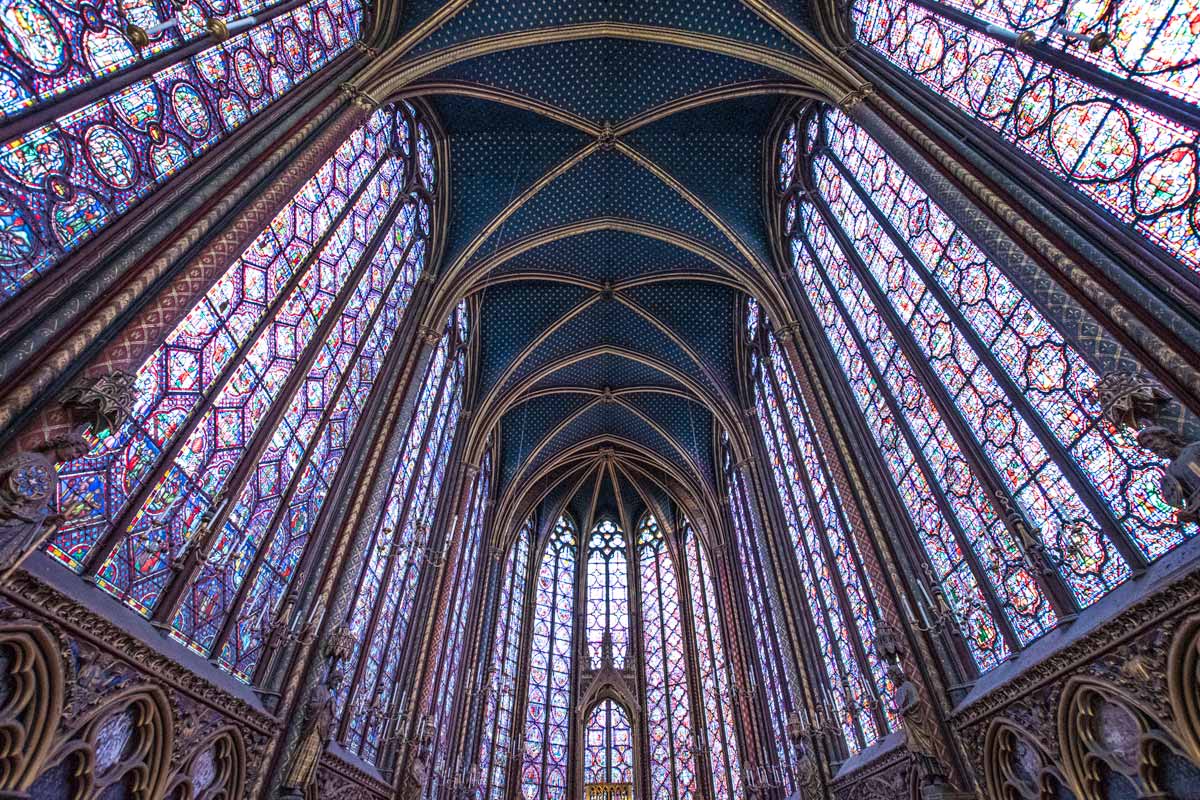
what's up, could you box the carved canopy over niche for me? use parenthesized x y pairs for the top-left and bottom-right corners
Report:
(28, 686), (173, 799)
(0, 596), (256, 800)
(0, 624), (63, 793)
(976, 607), (1200, 800)
(165, 727), (246, 800)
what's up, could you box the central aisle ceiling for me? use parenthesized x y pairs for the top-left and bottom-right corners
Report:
(377, 0), (823, 533)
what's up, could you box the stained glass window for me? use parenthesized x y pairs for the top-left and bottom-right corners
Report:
(0, 0), (363, 307)
(748, 303), (894, 751)
(586, 518), (629, 670)
(775, 105), (1196, 674)
(480, 518), (533, 800)
(638, 514), (699, 800)
(683, 524), (742, 800)
(425, 448), (492, 798)
(522, 515), (577, 800)
(722, 436), (795, 793)
(335, 301), (466, 766)
(583, 699), (634, 785)
(853, 0), (1200, 277)
(47, 105), (442, 691)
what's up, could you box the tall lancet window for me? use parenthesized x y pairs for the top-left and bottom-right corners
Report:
(479, 517), (533, 800)
(853, 0), (1200, 278)
(522, 515), (577, 800)
(583, 699), (634, 785)
(47, 104), (438, 685)
(721, 433), (795, 792)
(333, 300), (466, 765)
(747, 299), (894, 751)
(0, 0), (363, 304)
(775, 106), (1194, 673)
(586, 518), (629, 669)
(683, 523), (743, 799)
(427, 448), (493, 798)
(638, 513), (698, 800)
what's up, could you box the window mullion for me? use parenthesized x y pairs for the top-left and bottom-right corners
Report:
(336, 346), (456, 742)
(807, 188), (1085, 620)
(168, 193), (419, 641)
(789, 228), (1027, 655)
(755, 370), (869, 751)
(756, 367), (877, 745)
(77, 150), (395, 580)
(830, 152), (1149, 573)
(760, 347), (889, 735)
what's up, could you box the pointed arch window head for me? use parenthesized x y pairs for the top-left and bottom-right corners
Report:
(586, 518), (629, 670)
(772, 104), (1196, 676)
(522, 515), (578, 800)
(851, 0), (1200, 278)
(0, 0), (365, 307)
(584, 699), (634, 785)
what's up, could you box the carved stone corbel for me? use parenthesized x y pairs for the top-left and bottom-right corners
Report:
(0, 370), (135, 575)
(1094, 371), (1200, 520)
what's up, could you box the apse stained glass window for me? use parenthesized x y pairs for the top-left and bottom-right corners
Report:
(586, 518), (629, 669)
(683, 524), (742, 800)
(0, 0), (363, 307)
(853, 0), (1200, 277)
(638, 514), (699, 800)
(748, 305), (893, 750)
(335, 302), (466, 765)
(480, 518), (533, 800)
(426, 450), (492, 800)
(775, 105), (1195, 673)
(522, 515), (577, 800)
(722, 436), (795, 793)
(583, 699), (634, 785)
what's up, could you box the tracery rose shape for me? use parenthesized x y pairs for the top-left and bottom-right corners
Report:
(1132, 145), (1198, 217)
(1048, 101), (1139, 182)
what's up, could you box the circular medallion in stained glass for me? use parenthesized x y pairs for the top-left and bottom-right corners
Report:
(171, 81), (211, 140)
(149, 134), (189, 180)
(83, 124), (139, 190)
(50, 187), (106, 248)
(1050, 100), (1139, 182)
(234, 48), (264, 98)
(1132, 144), (1197, 216)
(80, 21), (137, 74)
(279, 26), (305, 73)
(0, 0), (68, 75)
(112, 82), (161, 132)
(217, 94), (248, 133)
(0, 64), (31, 117)
(315, 6), (336, 49)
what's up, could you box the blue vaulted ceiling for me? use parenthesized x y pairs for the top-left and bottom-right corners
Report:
(390, 0), (814, 518)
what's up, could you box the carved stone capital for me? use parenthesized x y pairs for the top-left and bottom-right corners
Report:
(337, 82), (380, 110)
(418, 325), (441, 346)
